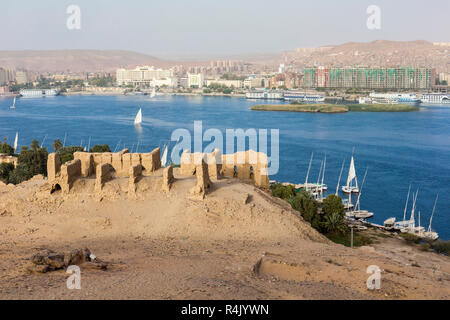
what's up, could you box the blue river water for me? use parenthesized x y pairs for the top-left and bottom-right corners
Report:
(0, 94), (449, 239)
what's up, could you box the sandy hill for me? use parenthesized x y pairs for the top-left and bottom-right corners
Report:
(0, 171), (449, 300)
(287, 40), (450, 73)
(0, 50), (170, 73)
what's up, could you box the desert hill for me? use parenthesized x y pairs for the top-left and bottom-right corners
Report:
(287, 40), (450, 73)
(0, 171), (449, 299)
(0, 50), (169, 73)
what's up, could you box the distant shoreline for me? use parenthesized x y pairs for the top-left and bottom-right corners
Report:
(251, 103), (420, 113)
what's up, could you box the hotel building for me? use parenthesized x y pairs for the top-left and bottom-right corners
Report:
(302, 66), (435, 90)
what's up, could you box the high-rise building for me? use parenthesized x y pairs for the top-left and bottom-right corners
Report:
(302, 66), (435, 90)
(15, 71), (29, 84)
(0, 68), (14, 85)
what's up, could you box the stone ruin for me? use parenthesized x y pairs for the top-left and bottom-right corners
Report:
(161, 165), (174, 193)
(46, 146), (269, 199)
(180, 149), (269, 189)
(47, 147), (161, 194)
(0, 153), (18, 168)
(189, 159), (212, 199)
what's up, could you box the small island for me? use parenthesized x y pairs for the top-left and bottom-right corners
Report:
(251, 103), (419, 113)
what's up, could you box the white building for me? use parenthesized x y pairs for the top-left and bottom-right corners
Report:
(151, 77), (178, 88)
(205, 79), (243, 88)
(116, 66), (174, 86)
(187, 73), (204, 88)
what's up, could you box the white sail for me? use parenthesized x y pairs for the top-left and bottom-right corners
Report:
(161, 144), (168, 167)
(13, 132), (18, 152)
(150, 87), (156, 98)
(10, 97), (16, 109)
(134, 108), (142, 125)
(346, 156), (357, 187)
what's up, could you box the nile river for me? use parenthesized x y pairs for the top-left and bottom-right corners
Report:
(1, 95), (449, 239)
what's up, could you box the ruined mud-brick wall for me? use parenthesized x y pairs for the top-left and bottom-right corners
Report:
(47, 153), (81, 193)
(180, 149), (269, 189)
(73, 147), (161, 178)
(0, 153), (18, 168)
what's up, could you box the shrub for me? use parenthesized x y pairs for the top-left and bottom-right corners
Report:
(271, 183), (296, 201)
(89, 144), (111, 153)
(0, 163), (14, 184)
(12, 140), (48, 183)
(429, 240), (450, 255)
(399, 233), (421, 244)
(59, 146), (84, 164)
(0, 140), (15, 155)
(322, 194), (345, 217)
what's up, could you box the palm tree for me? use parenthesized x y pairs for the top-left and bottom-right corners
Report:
(324, 212), (347, 235)
(52, 139), (63, 152)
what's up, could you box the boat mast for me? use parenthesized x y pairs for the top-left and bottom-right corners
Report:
(427, 194), (438, 233)
(354, 168), (368, 212)
(335, 158), (345, 196)
(304, 152), (314, 190)
(403, 183), (411, 221)
(410, 189), (419, 222)
(316, 160), (323, 187)
(321, 154), (326, 186)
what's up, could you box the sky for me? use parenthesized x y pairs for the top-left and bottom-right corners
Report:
(1, 0), (449, 59)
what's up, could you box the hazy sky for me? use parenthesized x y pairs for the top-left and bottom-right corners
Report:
(1, 0), (449, 59)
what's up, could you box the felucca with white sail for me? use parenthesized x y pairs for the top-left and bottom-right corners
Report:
(134, 108), (142, 125)
(10, 97), (16, 109)
(345, 168), (374, 219)
(342, 155), (359, 194)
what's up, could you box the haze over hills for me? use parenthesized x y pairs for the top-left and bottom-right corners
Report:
(0, 50), (168, 73)
(286, 40), (450, 73)
(0, 40), (449, 73)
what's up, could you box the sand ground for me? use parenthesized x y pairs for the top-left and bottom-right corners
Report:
(0, 170), (449, 300)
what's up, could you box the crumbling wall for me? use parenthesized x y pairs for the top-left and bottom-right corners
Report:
(47, 152), (61, 183)
(181, 149), (269, 188)
(190, 159), (212, 199)
(0, 154), (18, 168)
(95, 163), (113, 192)
(161, 165), (174, 193)
(54, 159), (81, 193)
(73, 147), (159, 177)
(73, 152), (94, 177)
(128, 164), (142, 198)
(180, 149), (222, 180)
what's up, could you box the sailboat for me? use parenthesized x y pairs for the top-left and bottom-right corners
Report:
(10, 97), (16, 109)
(397, 188), (419, 233)
(345, 168), (374, 219)
(134, 108), (142, 125)
(150, 86), (156, 98)
(161, 143), (169, 167)
(342, 156), (359, 194)
(422, 194), (439, 240)
(336, 158), (354, 210)
(13, 132), (18, 153)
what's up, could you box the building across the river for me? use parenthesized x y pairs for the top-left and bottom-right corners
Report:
(303, 66), (435, 90)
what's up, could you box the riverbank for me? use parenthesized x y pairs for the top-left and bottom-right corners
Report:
(251, 103), (419, 113)
(251, 104), (348, 113)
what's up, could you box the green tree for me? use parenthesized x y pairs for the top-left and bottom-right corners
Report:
(89, 144), (111, 153)
(322, 194), (345, 217)
(271, 183), (296, 201)
(0, 139), (15, 155)
(52, 139), (63, 152)
(323, 212), (347, 235)
(0, 163), (14, 184)
(59, 146), (84, 164)
(9, 140), (48, 184)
